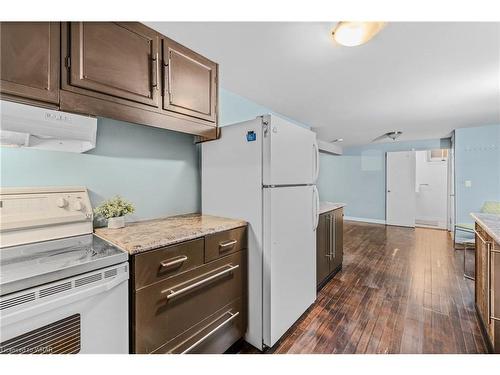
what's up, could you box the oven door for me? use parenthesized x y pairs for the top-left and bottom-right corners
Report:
(0, 263), (129, 354)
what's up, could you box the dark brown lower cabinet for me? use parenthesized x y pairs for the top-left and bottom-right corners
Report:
(316, 208), (343, 289)
(130, 226), (247, 354)
(475, 222), (500, 353)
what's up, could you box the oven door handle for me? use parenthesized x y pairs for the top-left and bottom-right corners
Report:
(0, 268), (128, 327)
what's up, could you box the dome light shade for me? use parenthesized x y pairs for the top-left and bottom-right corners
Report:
(332, 22), (386, 47)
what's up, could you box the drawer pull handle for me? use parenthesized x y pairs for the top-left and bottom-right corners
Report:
(160, 255), (188, 269)
(181, 311), (240, 354)
(486, 243), (500, 323)
(162, 264), (239, 300)
(219, 240), (237, 251)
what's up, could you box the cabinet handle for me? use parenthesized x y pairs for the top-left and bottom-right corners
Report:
(163, 64), (170, 96)
(219, 240), (237, 252)
(163, 62), (171, 101)
(325, 216), (331, 258)
(162, 264), (239, 300)
(151, 53), (159, 89)
(487, 243), (500, 323)
(328, 214), (335, 258)
(487, 242), (492, 323)
(160, 255), (188, 269)
(180, 311), (240, 354)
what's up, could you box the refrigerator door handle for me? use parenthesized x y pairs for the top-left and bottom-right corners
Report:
(313, 141), (320, 182)
(313, 186), (320, 230)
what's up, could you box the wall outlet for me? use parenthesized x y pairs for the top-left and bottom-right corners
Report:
(465, 180), (472, 188)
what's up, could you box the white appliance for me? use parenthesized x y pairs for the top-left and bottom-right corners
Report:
(0, 187), (129, 354)
(202, 114), (320, 350)
(0, 100), (97, 153)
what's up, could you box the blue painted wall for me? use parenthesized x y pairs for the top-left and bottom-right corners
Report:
(219, 88), (309, 129)
(317, 138), (449, 221)
(454, 124), (500, 225)
(1, 118), (200, 221)
(0, 88), (307, 221)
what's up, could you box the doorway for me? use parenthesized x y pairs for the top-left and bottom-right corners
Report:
(386, 149), (449, 229)
(386, 151), (416, 227)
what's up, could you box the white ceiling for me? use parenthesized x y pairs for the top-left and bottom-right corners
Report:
(147, 22), (500, 147)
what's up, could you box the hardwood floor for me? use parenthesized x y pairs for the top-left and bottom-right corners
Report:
(236, 221), (487, 354)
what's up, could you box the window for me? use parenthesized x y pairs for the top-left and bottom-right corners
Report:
(427, 149), (448, 162)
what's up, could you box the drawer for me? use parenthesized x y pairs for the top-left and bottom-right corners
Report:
(133, 238), (204, 290)
(205, 226), (247, 263)
(134, 250), (246, 353)
(153, 298), (245, 354)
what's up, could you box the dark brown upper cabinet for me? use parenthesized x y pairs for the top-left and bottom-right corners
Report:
(1, 22), (218, 140)
(66, 22), (160, 107)
(163, 38), (217, 123)
(0, 22), (60, 105)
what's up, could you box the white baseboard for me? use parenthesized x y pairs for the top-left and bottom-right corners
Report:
(344, 216), (386, 225)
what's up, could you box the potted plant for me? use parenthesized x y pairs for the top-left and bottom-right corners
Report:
(94, 195), (135, 229)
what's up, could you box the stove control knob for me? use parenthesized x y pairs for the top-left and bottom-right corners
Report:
(72, 201), (84, 211)
(56, 197), (68, 208)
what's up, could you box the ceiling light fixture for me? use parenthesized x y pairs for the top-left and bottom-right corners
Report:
(332, 22), (386, 47)
(330, 138), (343, 143)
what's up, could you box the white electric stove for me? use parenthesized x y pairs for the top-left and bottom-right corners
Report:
(0, 187), (129, 354)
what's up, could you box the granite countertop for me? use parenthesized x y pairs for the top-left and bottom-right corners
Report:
(319, 201), (346, 215)
(95, 213), (247, 255)
(471, 213), (500, 244)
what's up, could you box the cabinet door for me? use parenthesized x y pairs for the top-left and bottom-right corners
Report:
(68, 22), (160, 107)
(0, 22), (59, 104)
(475, 230), (490, 332)
(332, 208), (344, 270)
(163, 38), (217, 123)
(316, 213), (330, 287)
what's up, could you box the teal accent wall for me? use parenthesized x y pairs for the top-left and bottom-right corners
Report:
(317, 138), (449, 221)
(455, 124), (500, 225)
(0, 88), (307, 221)
(1, 118), (200, 221)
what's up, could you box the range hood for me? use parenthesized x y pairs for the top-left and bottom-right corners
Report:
(0, 100), (97, 153)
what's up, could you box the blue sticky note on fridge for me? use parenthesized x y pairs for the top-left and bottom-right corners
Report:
(246, 131), (256, 142)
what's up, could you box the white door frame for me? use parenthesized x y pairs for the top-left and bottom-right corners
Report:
(447, 144), (455, 233)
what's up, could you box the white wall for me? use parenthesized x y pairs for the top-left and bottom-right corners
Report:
(415, 150), (448, 228)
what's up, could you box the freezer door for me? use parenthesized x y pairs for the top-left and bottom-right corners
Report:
(263, 185), (317, 347)
(263, 115), (319, 186)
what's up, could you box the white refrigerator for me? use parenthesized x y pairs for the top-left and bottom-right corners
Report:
(202, 114), (320, 350)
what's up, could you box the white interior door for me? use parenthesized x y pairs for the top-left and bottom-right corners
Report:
(263, 185), (317, 347)
(386, 151), (416, 227)
(263, 115), (318, 186)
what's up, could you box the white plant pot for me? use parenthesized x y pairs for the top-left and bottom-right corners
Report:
(108, 216), (125, 229)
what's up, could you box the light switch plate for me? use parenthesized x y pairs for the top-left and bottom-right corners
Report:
(465, 180), (472, 188)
